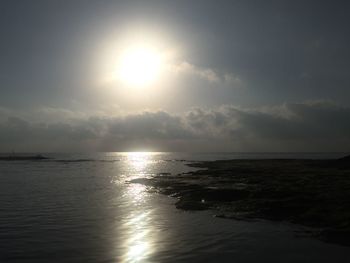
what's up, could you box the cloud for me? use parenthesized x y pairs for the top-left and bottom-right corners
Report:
(172, 62), (220, 82)
(170, 61), (241, 85)
(0, 101), (349, 152)
(108, 111), (192, 140)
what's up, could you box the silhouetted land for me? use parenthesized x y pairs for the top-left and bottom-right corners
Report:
(0, 154), (50, 161)
(131, 155), (350, 246)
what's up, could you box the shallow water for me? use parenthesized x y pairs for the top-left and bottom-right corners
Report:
(0, 152), (349, 262)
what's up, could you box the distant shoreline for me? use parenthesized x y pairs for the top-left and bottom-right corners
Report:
(131, 156), (350, 246)
(0, 155), (50, 161)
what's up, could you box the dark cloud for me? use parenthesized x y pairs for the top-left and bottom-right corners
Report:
(108, 111), (191, 140)
(0, 101), (349, 152)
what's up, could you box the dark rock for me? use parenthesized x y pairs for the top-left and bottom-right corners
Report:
(175, 198), (209, 211)
(130, 158), (350, 246)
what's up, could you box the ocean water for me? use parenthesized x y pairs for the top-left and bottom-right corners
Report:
(0, 152), (349, 263)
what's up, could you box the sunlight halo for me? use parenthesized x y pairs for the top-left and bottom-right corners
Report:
(117, 46), (163, 86)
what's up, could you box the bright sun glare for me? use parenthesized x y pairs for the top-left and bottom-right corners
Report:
(117, 46), (162, 86)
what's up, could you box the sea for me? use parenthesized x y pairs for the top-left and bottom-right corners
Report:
(0, 152), (349, 263)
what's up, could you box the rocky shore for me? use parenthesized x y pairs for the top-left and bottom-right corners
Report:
(130, 156), (350, 246)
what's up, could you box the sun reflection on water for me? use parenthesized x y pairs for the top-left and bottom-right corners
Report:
(126, 152), (154, 174)
(123, 210), (154, 263)
(119, 152), (157, 262)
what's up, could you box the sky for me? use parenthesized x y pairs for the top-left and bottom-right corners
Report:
(0, 0), (350, 152)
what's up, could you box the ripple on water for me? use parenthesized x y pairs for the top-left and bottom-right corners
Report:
(0, 152), (350, 263)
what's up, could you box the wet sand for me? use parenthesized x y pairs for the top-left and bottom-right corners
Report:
(130, 156), (350, 246)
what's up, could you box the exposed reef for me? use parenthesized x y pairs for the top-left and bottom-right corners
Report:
(130, 155), (350, 246)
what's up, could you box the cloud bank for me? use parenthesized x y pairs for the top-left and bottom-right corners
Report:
(0, 101), (349, 152)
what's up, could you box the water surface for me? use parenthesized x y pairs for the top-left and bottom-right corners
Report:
(0, 152), (349, 262)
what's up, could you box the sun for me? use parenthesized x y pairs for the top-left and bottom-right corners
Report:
(117, 46), (162, 86)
